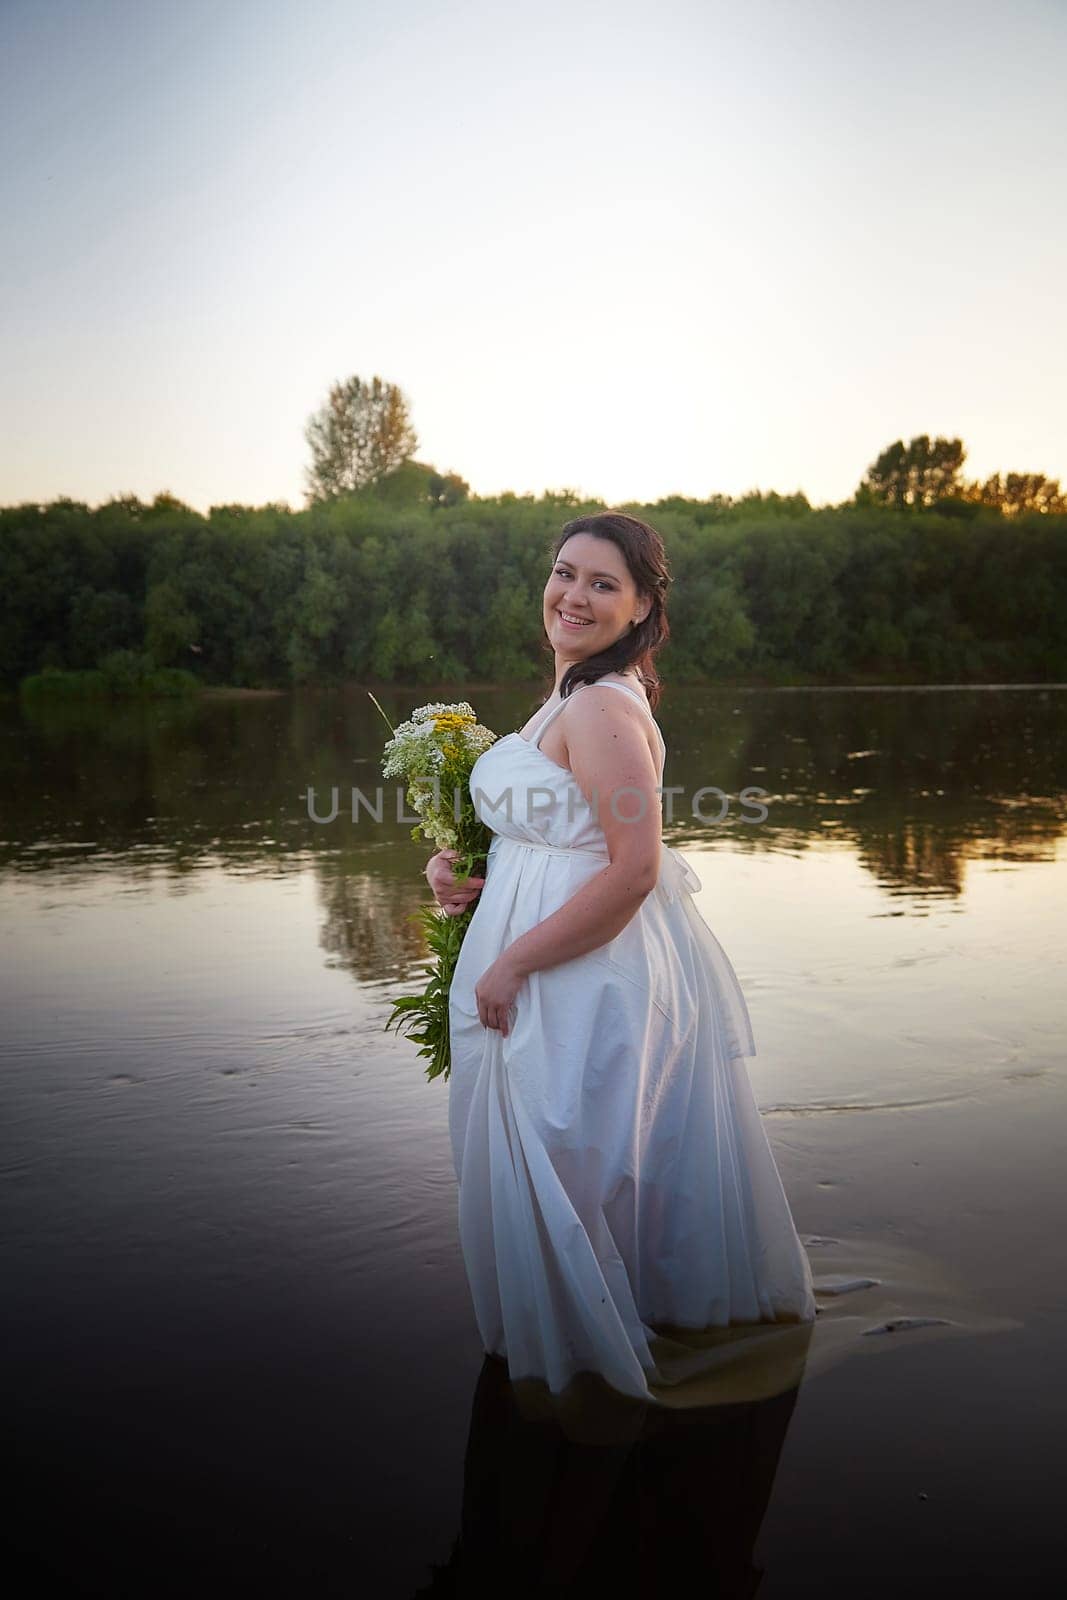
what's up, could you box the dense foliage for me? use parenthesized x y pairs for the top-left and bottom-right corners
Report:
(2, 484), (1065, 691)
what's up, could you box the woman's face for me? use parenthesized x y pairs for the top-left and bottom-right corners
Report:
(542, 533), (650, 664)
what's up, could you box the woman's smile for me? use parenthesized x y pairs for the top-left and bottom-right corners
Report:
(542, 531), (649, 662)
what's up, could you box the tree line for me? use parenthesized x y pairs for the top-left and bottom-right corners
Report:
(2, 477), (1065, 693)
(303, 375), (1064, 519)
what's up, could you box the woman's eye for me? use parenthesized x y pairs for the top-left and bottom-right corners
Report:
(556, 563), (614, 588)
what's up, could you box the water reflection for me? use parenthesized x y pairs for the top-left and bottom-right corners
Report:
(419, 1353), (806, 1597)
(3, 684), (1064, 1591)
(658, 684), (1067, 895)
(3, 684), (1066, 976)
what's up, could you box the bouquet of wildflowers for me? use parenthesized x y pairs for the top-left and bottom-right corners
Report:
(371, 696), (498, 1082)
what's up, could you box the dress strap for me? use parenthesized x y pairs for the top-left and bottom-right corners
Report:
(595, 678), (654, 716)
(595, 679), (667, 757)
(530, 678), (665, 757)
(594, 677), (647, 707)
(529, 693), (571, 751)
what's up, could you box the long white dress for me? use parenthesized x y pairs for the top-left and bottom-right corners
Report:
(448, 677), (816, 1406)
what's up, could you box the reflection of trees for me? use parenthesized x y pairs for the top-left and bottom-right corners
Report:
(852, 809), (1064, 901)
(317, 866), (430, 983)
(1, 684), (1065, 916)
(659, 686), (1067, 899)
(855, 816), (968, 897)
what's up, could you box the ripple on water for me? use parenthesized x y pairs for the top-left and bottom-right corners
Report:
(797, 1229), (1024, 1387)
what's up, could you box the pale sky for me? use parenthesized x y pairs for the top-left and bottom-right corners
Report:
(2, 0), (1064, 513)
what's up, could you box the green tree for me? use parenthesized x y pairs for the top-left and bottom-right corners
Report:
(859, 434), (966, 508)
(67, 585), (138, 667)
(665, 567), (755, 679)
(366, 459), (468, 509)
(959, 471), (1066, 516)
(729, 489), (812, 519)
(5, 487), (1067, 694)
(427, 468), (470, 508)
(303, 374), (418, 504)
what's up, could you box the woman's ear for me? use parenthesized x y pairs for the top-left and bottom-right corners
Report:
(633, 596), (652, 626)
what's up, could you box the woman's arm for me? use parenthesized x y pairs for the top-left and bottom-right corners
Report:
(501, 852), (655, 971)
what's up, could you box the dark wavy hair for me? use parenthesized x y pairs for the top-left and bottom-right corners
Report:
(545, 512), (672, 711)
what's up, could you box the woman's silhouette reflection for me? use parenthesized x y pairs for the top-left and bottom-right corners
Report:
(419, 1330), (812, 1598)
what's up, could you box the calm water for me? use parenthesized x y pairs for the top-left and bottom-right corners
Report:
(2, 683), (1066, 1594)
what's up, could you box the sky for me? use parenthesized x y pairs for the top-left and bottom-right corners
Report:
(1, 0), (1064, 514)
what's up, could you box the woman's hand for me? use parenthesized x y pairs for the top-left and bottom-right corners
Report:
(475, 951), (525, 1037)
(425, 849), (485, 916)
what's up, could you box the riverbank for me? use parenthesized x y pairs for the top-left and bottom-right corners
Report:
(7, 668), (1066, 702)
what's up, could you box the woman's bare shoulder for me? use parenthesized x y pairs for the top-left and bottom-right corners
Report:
(599, 671), (652, 707)
(561, 678), (655, 751)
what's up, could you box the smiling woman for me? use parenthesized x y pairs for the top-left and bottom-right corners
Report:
(423, 511), (817, 1412)
(542, 520), (665, 707)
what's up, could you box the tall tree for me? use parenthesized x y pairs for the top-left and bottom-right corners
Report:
(303, 374), (418, 504)
(858, 434), (966, 508)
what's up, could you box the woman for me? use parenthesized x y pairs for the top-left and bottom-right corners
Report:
(425, 512), (816, 1406)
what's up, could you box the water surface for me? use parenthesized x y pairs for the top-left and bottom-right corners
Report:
(2, 683), (1065, 1593)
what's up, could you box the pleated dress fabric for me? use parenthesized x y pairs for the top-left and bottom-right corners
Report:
(447, 677), (816, 1403)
